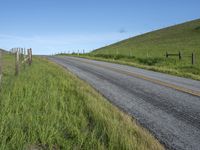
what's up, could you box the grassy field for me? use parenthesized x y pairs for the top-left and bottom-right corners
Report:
(0, 54), (163, 150)
(81, 19), (200, 80)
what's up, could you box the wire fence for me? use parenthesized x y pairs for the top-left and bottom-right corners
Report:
(0, 48), (32, 85)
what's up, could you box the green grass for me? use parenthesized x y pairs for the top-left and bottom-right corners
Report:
(60, 53), (200, 81)
(0, 54), (163, 150)
(87, 19), (200, 79)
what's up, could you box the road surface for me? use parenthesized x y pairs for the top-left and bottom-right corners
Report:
(48, 56), (200, 150)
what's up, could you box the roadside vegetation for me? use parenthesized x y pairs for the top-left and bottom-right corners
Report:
(61, 19), (200, 80)
(66, 53), (200, 81)
(0, 54), (163, 150)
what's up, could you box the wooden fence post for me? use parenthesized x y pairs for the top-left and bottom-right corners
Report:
(28, 49), (30, 65)
(28, 48), (32, 65)
(166, 51), (168, 58)
(30, 48), (32, 65)
(15, 49), (19, 76)
(23, 48), (26, 69)
(179, 51), (182, 60)
(21, 48), (23, 60)
(19, 48), (21, 60)
(0, 50), (2, 83)
(192, 52), (195, 65)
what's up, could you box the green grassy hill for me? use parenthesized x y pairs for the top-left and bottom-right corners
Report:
(85, 19), (200, 80)
(93, 19), (200, 59)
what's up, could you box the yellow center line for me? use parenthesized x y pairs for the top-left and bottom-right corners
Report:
(68, 57), (200, 97)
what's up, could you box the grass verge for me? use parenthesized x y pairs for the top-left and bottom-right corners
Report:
(64, 54), (200, 81)
(0, 55), (163, 150)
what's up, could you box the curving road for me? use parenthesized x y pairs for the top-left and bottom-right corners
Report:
(48, 56), (200, 150)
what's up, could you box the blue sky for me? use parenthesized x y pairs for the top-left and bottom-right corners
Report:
(0, 0), (199, 54)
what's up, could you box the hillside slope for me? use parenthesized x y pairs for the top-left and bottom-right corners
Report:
(93, 19), (200, 60)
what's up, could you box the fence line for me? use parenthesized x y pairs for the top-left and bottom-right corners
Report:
(0, 48), (33, 84)
(13, 48), (32, 76)
(166, 51), (196, 65)
(166, 51), (182, 60)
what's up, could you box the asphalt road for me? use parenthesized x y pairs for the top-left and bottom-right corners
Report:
(48, 56), (200, 150)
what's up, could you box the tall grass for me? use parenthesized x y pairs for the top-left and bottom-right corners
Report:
(0, 56), (163, 150)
